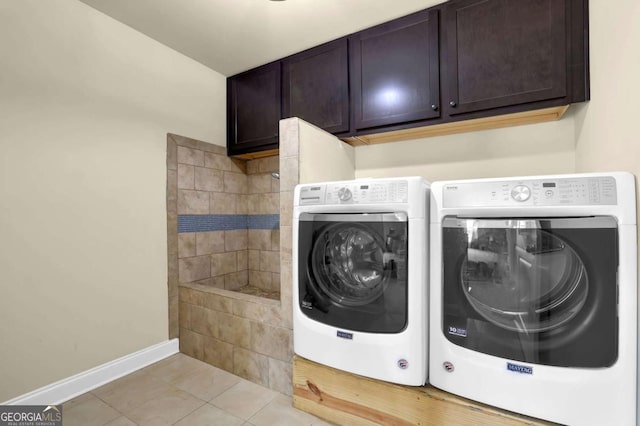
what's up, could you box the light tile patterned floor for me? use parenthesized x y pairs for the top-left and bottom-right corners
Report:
(62, 353), (331, 426)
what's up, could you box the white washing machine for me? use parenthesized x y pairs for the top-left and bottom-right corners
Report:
(429, 172), (637, 425)
(293, 177), (429, 386)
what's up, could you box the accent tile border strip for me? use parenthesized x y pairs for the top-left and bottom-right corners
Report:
(178, 214), (279, 233)
(247, 214), (280, 230)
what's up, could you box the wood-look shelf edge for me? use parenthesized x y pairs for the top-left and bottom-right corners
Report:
(341, 105), (570, 146)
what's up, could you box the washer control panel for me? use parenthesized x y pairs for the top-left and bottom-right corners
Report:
(443, 176), (618, 208)
(299, 180), (409, 205)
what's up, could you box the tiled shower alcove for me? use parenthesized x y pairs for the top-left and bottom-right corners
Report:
(174, 148), (280, 298)
(167, 131), (298, 395)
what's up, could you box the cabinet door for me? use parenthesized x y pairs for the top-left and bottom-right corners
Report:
(227, 62), (281, 156)
(283, 39), (349, 134)
(350, 9), (440, 131)
(443, 0), (566, 116)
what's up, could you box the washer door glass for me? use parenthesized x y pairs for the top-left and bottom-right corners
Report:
(460, 219), (588, 333)
(311, 223), (390, 306)
(297, 212), (409, 333)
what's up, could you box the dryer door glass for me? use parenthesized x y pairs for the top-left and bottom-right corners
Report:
(442, 216), (619, 368)
(298, 212), (409, 333)
(460, 219), (588, 333)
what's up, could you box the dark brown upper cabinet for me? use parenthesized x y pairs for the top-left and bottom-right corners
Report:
(227, 61), (281, 157)
(350, 8), (441, 131)
(226, 0), (589, 154)
(283, 39), (350, 134)
(441, 0), (588, 118)
(444, 0), (561, 115)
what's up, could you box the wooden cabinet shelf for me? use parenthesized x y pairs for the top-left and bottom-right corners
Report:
(226, 0), (588, 157)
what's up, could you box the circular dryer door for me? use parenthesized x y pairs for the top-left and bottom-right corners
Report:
(310, 222), (390, 307)
(441, 216), (619, 368)
(460, 221), (588, 333)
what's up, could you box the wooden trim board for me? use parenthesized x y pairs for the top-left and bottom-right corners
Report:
(232, 148), (279, 159)
(293, 355), (555, 426)
(341, 105), (570, 146)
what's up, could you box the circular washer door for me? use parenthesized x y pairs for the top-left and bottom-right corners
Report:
(461, 226), (589, 333)
(310, 222), (390, 307)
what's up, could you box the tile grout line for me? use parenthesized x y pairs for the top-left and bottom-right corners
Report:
(64, 354), (323, 426)
(85, 391), (128, 425)
(168, 397), (208, 426)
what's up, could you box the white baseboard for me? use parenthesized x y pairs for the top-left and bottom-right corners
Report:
(3, 338), (179, 406)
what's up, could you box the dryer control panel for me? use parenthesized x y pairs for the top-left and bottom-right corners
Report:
(299, 180), (409, 205)
(443, 176), (618, 207)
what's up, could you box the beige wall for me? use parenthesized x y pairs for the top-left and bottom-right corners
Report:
(574, 0), (640, 283)
(355, 117), (576, 181)
(0, 0), (226, 401)
(299, 120), (355, 184)
(575, 0), (640, 176)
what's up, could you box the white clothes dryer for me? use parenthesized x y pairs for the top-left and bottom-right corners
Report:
(429, 172), (637, 425)
(293, 177), (429, 386)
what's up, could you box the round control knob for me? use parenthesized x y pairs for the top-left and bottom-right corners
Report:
(511, 185), (531, 202)
(337, 187), (352, 202)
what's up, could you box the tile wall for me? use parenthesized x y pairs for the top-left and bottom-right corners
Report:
(167, 131), (297, 395)
(172, 137), (280, 297)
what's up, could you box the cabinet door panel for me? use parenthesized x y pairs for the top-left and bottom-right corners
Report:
(227, 62), (281, 155)
(351, 9), (440, 130)
(444, 0), (566, 115)
(283, 39), (349, 134)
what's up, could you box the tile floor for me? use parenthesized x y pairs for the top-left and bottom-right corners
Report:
(62, 353), (331, 426)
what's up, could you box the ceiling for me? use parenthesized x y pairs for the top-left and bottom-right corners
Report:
(78, 0), (442, 76)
